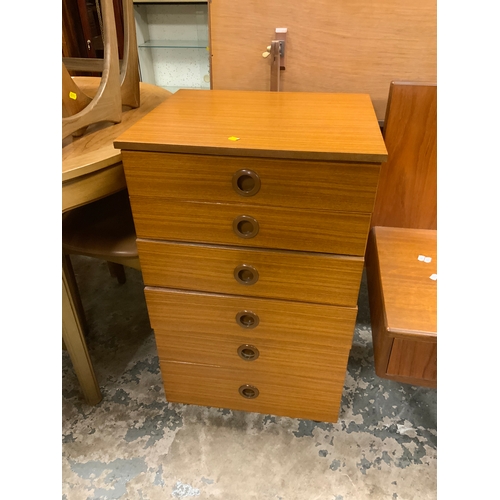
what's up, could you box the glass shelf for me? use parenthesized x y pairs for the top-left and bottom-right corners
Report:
(161, 86), (210, 93)
(139, 40), (209, 49)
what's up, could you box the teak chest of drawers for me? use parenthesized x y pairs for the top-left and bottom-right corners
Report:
(115, 90), (387, 423)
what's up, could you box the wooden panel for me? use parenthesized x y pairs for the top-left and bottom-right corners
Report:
(139, 240), (363, 306)
(372, 226), (437, 339)
(159, 360), (347, 422)
(371, 82), (437, 229)
(365, 232), (394, 378)
(386, 338), (437, 385)
(130, 197), (372, 255)
(209, 0), (436, 120)
(122, 151), (380, 213)
(145, 288), (358, 349)
(114, 90), (388, 163)
(62, 0), (87, 60)
(155, 329), (351, 376)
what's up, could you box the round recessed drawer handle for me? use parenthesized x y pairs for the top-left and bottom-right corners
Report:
(237, 344), (260, 361)
(234, 264), (259, 285)
(232, 169), (261, 197)
(233, 215), (259, 239)
(239, 384), (259, 399)
(235, 310), (260, 329)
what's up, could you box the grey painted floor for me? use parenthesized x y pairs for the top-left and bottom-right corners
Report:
(62, 256), (437, 500)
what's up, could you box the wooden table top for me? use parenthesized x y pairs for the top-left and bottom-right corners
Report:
(62, 78), (172, 182)
(373, 226), (437, 340)
(114, 90), (388, 163)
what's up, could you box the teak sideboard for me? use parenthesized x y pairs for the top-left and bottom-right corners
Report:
(114, 90), (387, 422)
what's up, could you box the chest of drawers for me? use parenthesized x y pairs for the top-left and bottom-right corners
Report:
(115, 90), (387, 422)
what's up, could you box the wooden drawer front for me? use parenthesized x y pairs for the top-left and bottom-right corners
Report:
(155, 329), (351, 376)
(139, 240), (363, 307)
(145, 288), (358, 349)
(386, 338), (437, 383)
(159, 361), (347, 423)
(130, 197), (371, 256)
(122, 151), (380, 213)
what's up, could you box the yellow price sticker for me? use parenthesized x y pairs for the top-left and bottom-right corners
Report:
(228, 136), (240, 141)
(69, 92), (77, 100)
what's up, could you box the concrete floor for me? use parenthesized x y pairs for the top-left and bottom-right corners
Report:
(62, 256), (437, 500)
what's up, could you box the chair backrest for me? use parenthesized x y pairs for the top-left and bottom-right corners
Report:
(62, 0), (140, 139)
(370, 81), (437, 230)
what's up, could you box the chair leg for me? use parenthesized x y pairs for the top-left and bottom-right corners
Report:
(62, 261), (102, 405)
(107, 262), (127, 284)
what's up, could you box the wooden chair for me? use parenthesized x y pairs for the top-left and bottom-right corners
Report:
(365, 81), (437, 388)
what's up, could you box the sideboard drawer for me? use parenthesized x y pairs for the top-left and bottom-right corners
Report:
(139, 240), (363, 306)
(130, 197), (371, 255)
(145, 288), (358, 349)
(159, 360), (348, 422)
(122, 151), (380, 213)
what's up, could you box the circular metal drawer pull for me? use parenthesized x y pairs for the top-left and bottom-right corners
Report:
(235, 310), (260, 329)
(234, 264), (259, 285)
(237, 344), (260, 361)
(239, 384), (259, 399)
(233, 215), (259, 239)
(232, 169), (261, 197)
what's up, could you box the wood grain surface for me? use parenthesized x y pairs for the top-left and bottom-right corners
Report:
(386, 338), (437, 386)
(114, 90), (387, 162)
(62, 163), (127, 212)
(159, 360), (347, 422)
(370, 226), (437, 339)
(122, 151), (380, 213)
(371, 82), (437, 229)
(365, 234), (395, 378)
(138, 240), (363, 306)
(209, 0), (436, 120)
(130, 197), (372, 256)
(155, 329), (351, 376)
(62, 63), (92, 117)
(365, 226), (437, 386)
(145, 287), (358, 349)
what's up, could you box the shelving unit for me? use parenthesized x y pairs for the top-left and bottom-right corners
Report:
(133, 1), (210, 93)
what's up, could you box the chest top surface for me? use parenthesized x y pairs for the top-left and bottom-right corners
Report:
(114, 90), (387, 163)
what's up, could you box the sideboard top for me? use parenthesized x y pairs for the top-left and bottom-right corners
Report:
(114, 90), (388, 162)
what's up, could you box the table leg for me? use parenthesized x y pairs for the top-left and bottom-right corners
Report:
(62, 261), (102, 405)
